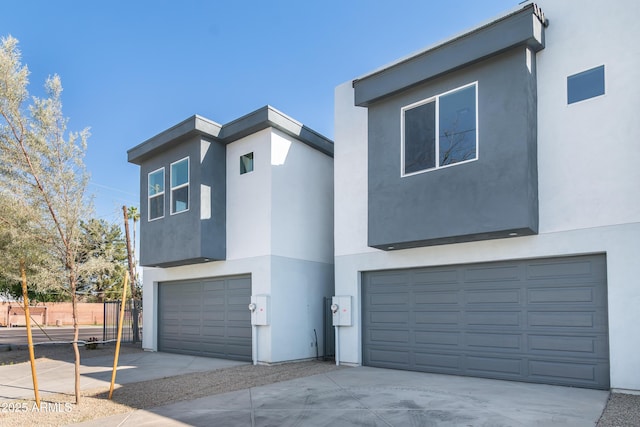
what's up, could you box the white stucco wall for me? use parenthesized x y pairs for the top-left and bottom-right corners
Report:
(226, 128), (273, 260)
(269, 256), (333, 362)
(271, 129), (334, 264)
(333, 0), (640, 391)
(536, 0), (640, 233)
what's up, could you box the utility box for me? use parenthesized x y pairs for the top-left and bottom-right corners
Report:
(250, 295), (270, 326)
(331, 295), (352, 326)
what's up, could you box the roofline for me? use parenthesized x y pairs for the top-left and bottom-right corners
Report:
(128, 106), (333, 164)
(352, 1), (544, 84)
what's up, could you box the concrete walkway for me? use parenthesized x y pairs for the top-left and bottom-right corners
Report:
(75, 365), (608, 427)
(0, 351), (246, 400)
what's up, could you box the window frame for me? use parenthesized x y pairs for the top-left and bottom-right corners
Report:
(170, 157), (190, 215)
(148, 167), (165, 222)
(401, 81), (479, 177)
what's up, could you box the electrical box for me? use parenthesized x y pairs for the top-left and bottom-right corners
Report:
(250, 295), (269, 326)
(331, 295), (352, 326)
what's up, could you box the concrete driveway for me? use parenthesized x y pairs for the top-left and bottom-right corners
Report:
(74, 362), (608, 427)
(0, 351), (608, 426)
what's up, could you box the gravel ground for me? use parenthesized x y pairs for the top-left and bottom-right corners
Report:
(2, 344), (639, 426)
(597, 392), (640, 427)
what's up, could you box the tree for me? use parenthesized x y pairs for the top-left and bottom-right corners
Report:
(76, 218), (128, 302)
(126, 205), (140, 298)
(0, 35), (90, 404)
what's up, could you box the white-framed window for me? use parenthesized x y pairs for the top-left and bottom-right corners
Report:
(240, 152), (254, 174)
(170, 157), (189, 214)
(401, 82), (478, 176)
(148, 167), (165, 221)
(567, 65), (605, 104)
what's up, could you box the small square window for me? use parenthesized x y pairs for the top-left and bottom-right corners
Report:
(240, 152), (254, 174)
(568, 65), (605, 104)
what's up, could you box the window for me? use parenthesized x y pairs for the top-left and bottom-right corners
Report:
(240, 152), (254, 174)
(148, 168), (164, 221)
(402, 82), (478, 175)
(567, 65), (605, 104)
(170, 157), (189, 214)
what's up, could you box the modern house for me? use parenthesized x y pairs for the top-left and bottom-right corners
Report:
(334, 0), (640, 392)
(128, 106), (334, 364)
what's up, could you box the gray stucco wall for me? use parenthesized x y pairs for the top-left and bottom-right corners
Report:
(367, 47), (538, 250)
(139, 135), (226, 266)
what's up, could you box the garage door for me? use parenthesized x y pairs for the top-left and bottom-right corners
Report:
(158, 275), (251, 361)
(362, 255), (609, 389)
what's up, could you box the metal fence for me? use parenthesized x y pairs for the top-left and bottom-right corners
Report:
(323, 297), (335, 361)
(103, 299), (142, 343)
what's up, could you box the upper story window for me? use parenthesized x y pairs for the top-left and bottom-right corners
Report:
(567, 65), (605, 104)
(240, 152), (254, 174)
(148, 168), (165, 221)
(402, 82), (478, 176)
(170, 157), (189, 214)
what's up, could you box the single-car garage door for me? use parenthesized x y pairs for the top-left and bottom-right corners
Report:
(362, 255), (609, 389)
(158, 275), (251, 361)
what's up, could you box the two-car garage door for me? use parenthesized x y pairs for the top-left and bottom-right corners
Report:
(362, 255), (609, 389)
(158, 275), (252, 362)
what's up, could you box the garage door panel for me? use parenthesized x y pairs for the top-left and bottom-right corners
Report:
(466, 289), (521, 304)
(465, 311), (521, 327)
(201, 325), (225, 337)
(466, 332), (521, 350)
(363, 255), (609, 389)
(369, 311), (409, 324)
(370, 293), (409, 305)
(228, 326), (252, 339)
(369, 348), (410, 366)
(528, 334), (596, 354)
(415, 311), (460, 325)
(528, 311), (597, 328)
(227, 311), (250, 322)
(414, 291), (459, 305)
(528, 359), (598, 381)
(528, 287), (596, 304)
(527, 259), (595, 279)
(158, 275), (252, 361)
(467, 355), (523, 376)
(415, 331), (460, 347)
(464, 264), (521, 283)
(414, 351), (461, 370)
(413, 269), (458, 285)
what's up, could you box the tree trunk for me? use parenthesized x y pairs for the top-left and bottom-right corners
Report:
(70, 268), (81, 404)
(20, 260), (41, 408)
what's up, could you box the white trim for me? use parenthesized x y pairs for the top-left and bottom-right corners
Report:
(148, 167), (165, 222)
(401, 81), (479, 177)
(170, 157), (190, 215)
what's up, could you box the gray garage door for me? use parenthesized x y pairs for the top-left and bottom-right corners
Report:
(158, 275), (251, 361)
(362, 255), (609, 389)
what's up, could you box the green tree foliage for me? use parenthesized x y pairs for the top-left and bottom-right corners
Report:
(76, 219), (128, 302)
(0, 35), (90, 403)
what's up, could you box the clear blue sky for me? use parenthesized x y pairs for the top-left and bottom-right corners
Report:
(1, 0), (517, 223)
